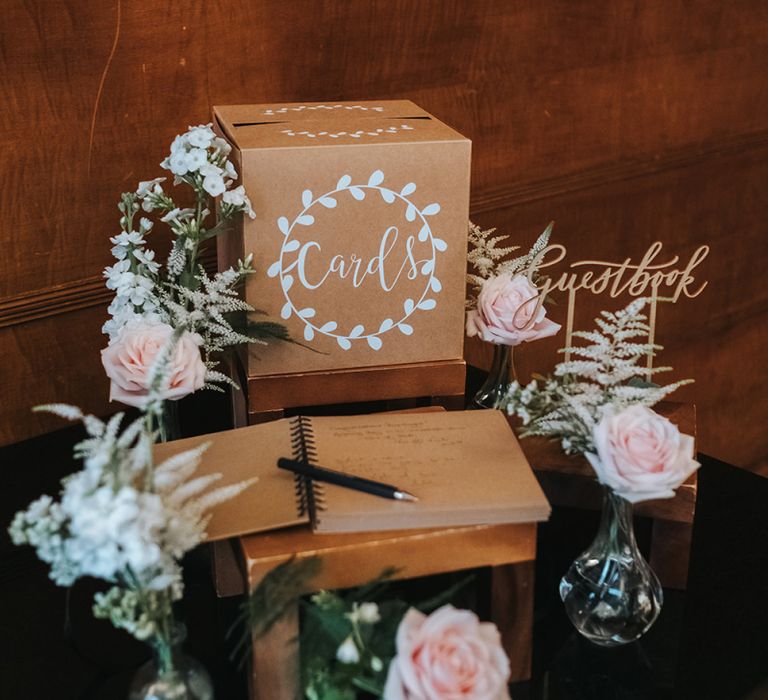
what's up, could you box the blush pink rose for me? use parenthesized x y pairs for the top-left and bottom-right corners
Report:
(101, 322), (206, 408)
(383, 605), (511, 700)
(586, 405), (700, 503)
(466, 273), (560, 346)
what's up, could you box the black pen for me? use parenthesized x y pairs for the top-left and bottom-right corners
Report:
(277, 457), (418, 502)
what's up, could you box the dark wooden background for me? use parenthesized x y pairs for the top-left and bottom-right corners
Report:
(2, 1), (766, 472)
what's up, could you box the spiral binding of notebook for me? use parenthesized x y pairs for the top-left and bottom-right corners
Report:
(289, 416), (326, 521)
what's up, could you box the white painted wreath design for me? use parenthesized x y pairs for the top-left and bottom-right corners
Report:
(267, 170), (446, 351)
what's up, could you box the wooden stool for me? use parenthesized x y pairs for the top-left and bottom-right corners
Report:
(237, 522), (537, 700)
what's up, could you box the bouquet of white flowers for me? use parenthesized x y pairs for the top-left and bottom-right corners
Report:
(101, 124), (288, 410)
(10, 337), (255, 693)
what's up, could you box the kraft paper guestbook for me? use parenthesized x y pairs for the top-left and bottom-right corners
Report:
(213, 100), (471, 377)
(153, 410), (551, 539)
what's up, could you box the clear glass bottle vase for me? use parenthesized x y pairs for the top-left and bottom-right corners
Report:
(155, 399), (181, 443)
(129, 624), (213, 700)
(559, 488), (663, 646)
(473, 344), (516, 409)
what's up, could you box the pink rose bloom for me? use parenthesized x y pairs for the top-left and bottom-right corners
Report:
(101, 322), (206, 408)
(586, 405), (700, 503)
(466, 273), (560, 346)
(383, 605), (511, 700)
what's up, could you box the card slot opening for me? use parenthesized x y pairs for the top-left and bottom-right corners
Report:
(233, 121), (288, 127)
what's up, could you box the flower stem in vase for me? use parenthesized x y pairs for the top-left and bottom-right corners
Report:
(559, 487), (663, 646)
(473, 343), (517, 409)
(155, 400), (181, 443)
(130, 612), (213, 700)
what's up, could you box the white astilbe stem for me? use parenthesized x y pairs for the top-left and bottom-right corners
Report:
(165, 473), (223, 507)
(497, 222), (553, 277)
(193, 477), (258, 513)
(32, 404), (85, 422)
(466, 222), (553, 308)
(154, 443), (211, 492)
(503, 297), (693, 455)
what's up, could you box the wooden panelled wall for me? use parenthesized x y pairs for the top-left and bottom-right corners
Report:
(2, 1), (767, 471)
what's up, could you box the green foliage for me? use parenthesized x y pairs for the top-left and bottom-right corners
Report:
(238, 559), (476, 699)
(466, 221), (554, 307)
(229, 555), (322, 667)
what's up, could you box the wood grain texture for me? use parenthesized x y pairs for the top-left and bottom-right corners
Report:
(2, 1), (767, 461)
(247, 359), (466, 413)
(0, 306), (112, 445)
(491, 561), (535, 682)
(466, 145), (768, 472)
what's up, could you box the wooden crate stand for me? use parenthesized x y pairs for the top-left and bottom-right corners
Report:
(240, 523), (537, 700)
(216, 353), (539, 697)
(243, 358), (467, 424)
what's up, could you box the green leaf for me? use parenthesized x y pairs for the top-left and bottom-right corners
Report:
(415, 573), (475, 613)
(178, 269), (200, 291)
(303, 603), (352, 646)
(199, 220), (232, 242)
(229, 555), (321, 668)
(247, 320), (327, 355)
(351, 675), (385, 695)
(347, 566), (400, 602)
(248, 320), (293, 342)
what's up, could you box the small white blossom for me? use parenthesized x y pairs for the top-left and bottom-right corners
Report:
(168, 149), (191, 176)
(186, 124), (215, 149)
(110, 230), (145, 247)
(202, 172), (225, 197)
(160, 207), (194, 224)
(336, 636), (360, 664)
(223, 185), (256, 219)
(133, 249), (160, 274)
(224, 160), (238, 180)
(357, 602), (381, 624)
(198, 162), (220, 177)
(211, 136), (231, 154)
(186, 147), (208, 172)
(136, 178), (165, 198)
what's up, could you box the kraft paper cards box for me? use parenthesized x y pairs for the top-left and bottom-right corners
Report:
(213, 100), (471, 377)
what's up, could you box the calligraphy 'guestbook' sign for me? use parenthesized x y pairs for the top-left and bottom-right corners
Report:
(213, 100), (471, 377)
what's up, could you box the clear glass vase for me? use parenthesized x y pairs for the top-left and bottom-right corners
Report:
(473, 344), (516, 409)
(559, 488), (663, 646)
(129, 625), (214, 700)
(155, 400), (181, 443)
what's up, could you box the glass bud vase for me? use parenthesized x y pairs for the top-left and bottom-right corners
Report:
(156, 400), (181, 443)
(129, 626), (213, 700)
(559, 488), (663, 646)
(473, 344), (516, 409)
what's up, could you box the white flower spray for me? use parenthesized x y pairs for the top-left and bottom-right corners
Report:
(503, 298), (692, 456)
(9, 334), (256, 646)
(102, 123), (284, 395)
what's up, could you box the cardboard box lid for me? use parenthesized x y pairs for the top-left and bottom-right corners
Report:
(213, 100), (468, 150)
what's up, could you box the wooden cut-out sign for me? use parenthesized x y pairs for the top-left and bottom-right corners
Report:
(515, 241), (709, 372)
